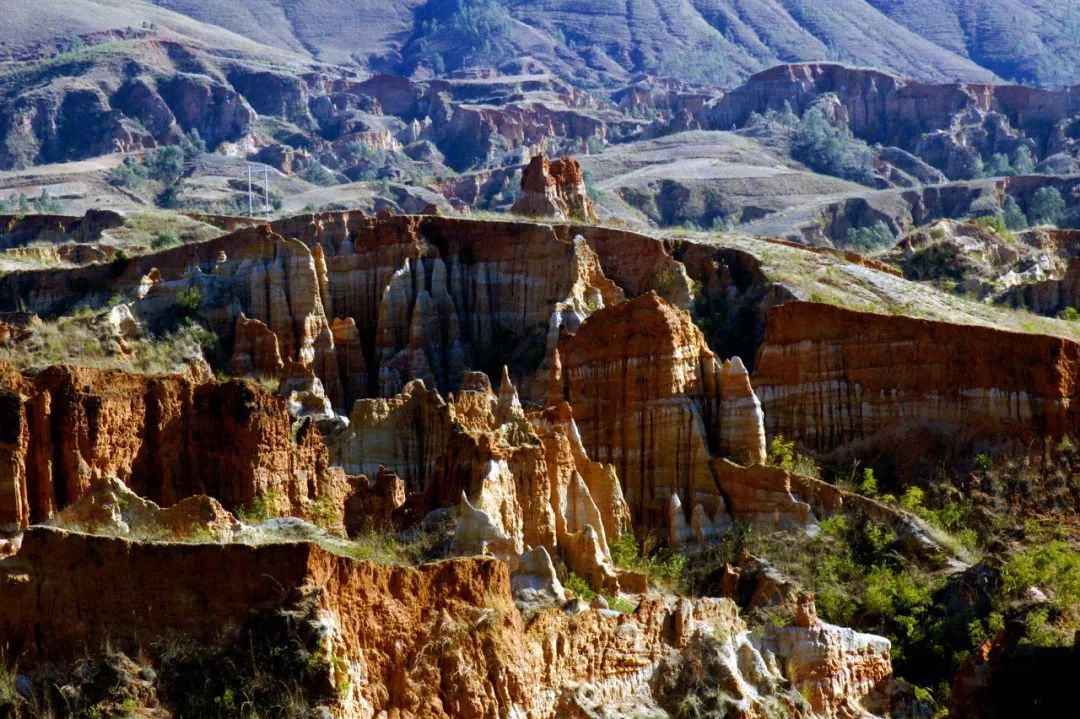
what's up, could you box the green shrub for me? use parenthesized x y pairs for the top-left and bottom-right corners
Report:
(301, 160), (337, 186)
(152, 230), (180, 250)
(1059, 306), (1080, 322)
(564, 571), (596, 601)
(1003, 196), (1028, 230)
(767, 435), (821, 477)
(1013, 146), (1037, 175)
(33, 188), (63, 214)
(609, 532), (640, 568)
(144, 145), (185, 184)
(237, 491), (279, 523)
(109, 156), (147, 188)
(983, 147), (1034, 178)
(178, 128), (206, 160)
(1029, 186), (1066, 226)
(972, 214), (1013, 243)
(792, 100), (876, 185)
(1002, 533), (1080, 644)
(174, 287), (202, 316)
(900, 486), (925, 512)
(858, 467), (879, 496)
(984, 153), (1015, 177)
(844, 221), (896, 254)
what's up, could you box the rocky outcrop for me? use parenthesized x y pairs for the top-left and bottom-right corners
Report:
(511, 154), (597, 222)
(0, 210), (123, 250)
(0, 215), (631, 409)
(764, 595), (893, 717)
(551, 293), (812, 535)
(753, 301), (1080, 456)
(703, 63), (1080, 177)
(0, 362), (345, 530)
(1001, 256), (1080, 316)
(949, 623), (1077, 719)
(331, 371), (631, 592)
(884, 222), (1080, 298)
(46, 476), (240, 541)
(0, 526), (894, 718)
(227, 314), (286, 378)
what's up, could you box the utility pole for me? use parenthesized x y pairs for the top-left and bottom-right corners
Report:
(247, 165), (253, 217)
(263, 165), (270, 220)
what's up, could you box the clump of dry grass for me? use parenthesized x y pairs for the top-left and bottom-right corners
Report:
(0, 308), (214, 374)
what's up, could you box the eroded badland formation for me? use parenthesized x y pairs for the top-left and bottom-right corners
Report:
(1, 3), (1080, 719)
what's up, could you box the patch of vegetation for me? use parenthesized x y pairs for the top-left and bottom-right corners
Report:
(843, 221), (895, 254)
(151, 230), (181, 250)
(1000, 522), (1080, 646)
(173, 287), (203, 318)
(791, 99), (876, 185)
(329, 516), (452, 566)
(0, 188), (63, 215)
(1003, 195), (1028, 230)
(767, 435), (821, 478)
(972, 214), (1014, 243)
(1028, 186), (1066, 226)
(0, 307), (216, 375)
(1059, 307), (1080, 322)
(299, 158), (338, 187)
(108, 130), (205, 205)
(563, 571), (596, 601)
(654, 36), (740, 85)
(608, 531), (689, 593)
(742, 517), (948, 697)
(155, 597), (345, 718)
(982, 146), (1036, 178)
(0, 653), (19, 717)
(408, 0), (516, 75)
(236, 491), (280, 524)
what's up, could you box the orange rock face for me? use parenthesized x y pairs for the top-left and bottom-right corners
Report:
(553, 292), (772, 530)
(0, 527), (892, 718)
(0, 362), (343, 529)
(753, 301), (1080, 455)
(764, 596), (893, 717)
(331, 371), (631, 592)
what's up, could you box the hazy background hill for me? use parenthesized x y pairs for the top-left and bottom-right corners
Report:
(869, 0), (1080, 86)
(138, 0), (1080, 87)
(5, 1), (1076, 88)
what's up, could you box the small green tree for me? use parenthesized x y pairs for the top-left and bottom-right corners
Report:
(33, 189), (62, 214)
(1028, 186), (1066, 226)
(844, 221), (895, 253)
(984, 153), (1014, 177)
(179, 128), (206, 160)
(174, 287), (203, 316)
(792, 100), (876, 185)
(1013, 146), (1036, 175)
(144, 145), (186, 184)
(1003, 196), (1028, 230)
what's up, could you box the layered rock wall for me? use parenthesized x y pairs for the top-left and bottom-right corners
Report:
(551, 293), (804, 533)
(0, 527), (893, 719)
(753, 301), (1080, 455)
(0, 362), (341, 530)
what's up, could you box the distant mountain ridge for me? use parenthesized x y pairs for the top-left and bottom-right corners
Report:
(134, 0), (1080, 88)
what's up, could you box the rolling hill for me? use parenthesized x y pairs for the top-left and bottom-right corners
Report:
(136, 0), (1080, 88)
